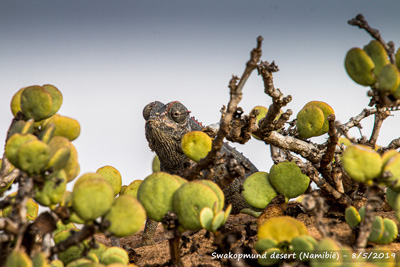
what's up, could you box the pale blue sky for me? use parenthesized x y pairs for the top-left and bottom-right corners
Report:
(1, 1), (400, 189)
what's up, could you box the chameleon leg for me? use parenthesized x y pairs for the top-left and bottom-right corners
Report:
(139, 218), (158, 246)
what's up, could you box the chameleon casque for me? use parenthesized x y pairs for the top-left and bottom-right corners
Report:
(141, 100), (258, 245)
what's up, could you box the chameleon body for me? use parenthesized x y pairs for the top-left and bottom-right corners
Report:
(141, 101), (258, 245)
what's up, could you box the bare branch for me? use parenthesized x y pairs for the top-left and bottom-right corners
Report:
(368, 108), (390, 148)
(337, 108), (377, 137)
(184, 36), (263, 181)
(348, 14), (396, 64)
(320, 114), (338, 169)
(0, 217), (19, 234)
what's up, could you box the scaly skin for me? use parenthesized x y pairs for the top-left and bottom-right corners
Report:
(140, 101), (258, 246)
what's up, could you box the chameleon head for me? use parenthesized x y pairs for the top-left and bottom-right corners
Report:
(143, 101), (197, 172)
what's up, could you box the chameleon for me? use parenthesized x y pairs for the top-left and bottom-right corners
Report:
(140, 101), (258, 245)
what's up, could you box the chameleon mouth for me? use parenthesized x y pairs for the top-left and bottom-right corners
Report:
(145, 121), (185, 168)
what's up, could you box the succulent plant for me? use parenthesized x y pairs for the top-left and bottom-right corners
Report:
(345, 47), (376, 86)
(376, 218), (398, 244)
(296, 101), (334, 139)
(10, 87), (25, 117)
(378, 64), (400, 93)
(291, 235), (317, 261)
(34, 170), (67, 207)
(257, 247), (282, 266)
(363, 40), (390, 77)
(258, 216), (308, 244)
(53, 229), (89, 264)
(120, 179), (142, 198)
(137, 172), (184, 222)
(5, 251), (33, 267)
(382, 153), (400, 192)
(181, 131), (212, 162)
(341, 145), (382, 183)
(42, 114), (81, 141)
(46, 136), (71, 172)
(173, 181), (223, 230)
(5, 133), (37, 167)
(310, 238), (342, 267)
(103, 195), (146, 237)
(99, 247), (129, 265)
(242, 171), (277, 210)
(72, 175), (115, 221)
(2, 192), (39, 221)
(345, 206), (361, 228)
(152, 155), (160, 172)
(368, 216), (385, 242)
(96, 165), (122, 196)
(269, 161), (310, 199)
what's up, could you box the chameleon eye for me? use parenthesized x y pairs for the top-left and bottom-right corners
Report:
(168, 102), (188, 124)
(143, 101), (164, 120)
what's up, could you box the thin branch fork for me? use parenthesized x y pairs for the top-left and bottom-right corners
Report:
(368, 108), (390, 148)
(184, 36), (263, 181)
(320, 114), (338, 169)
(348, 14), (396, 64)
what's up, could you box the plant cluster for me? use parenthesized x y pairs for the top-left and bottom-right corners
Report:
(1, 13), (400, 267)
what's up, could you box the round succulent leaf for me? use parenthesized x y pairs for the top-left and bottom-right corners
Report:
(378, 63), (400, 93)
(137, 172), (182, 222)
(73, 172), (105, 186)
(34, 170), (67, 207)
(100, 253), (127, 265)
(310, 238), (342, 267)
(211, 210), (225, 231)
(0, 159), (15, 194)
(222, 204), (232, 225)
(376, 218), (398, 244)
(53, 229), (86, 264)
(257, 248), (281, 266)
(363, 40), (390, 77)
(54, 220), (77, 236)
(383, 154), (400, 192)
(386, 187), (400, 214)
(393, 82), (400, 99)
(10, 87), (25, 117)
(291, 236), (314, 261)
(120, 180), (142, 198)
(65, 258), (92, 267)
(152, 155), (160, 172)
(195, 179), (224, 212)
(199, 207), (214, 231)
(258, 216), (308, 243)
(345, 206), (361, 228)
(20, 85), (53, 121)
(339, 137), (352, 147)
(368, 216), (384, 242)
(43, 84), (63, 116)
(17, 139), (50, 174)
(254, 238), (278, 254)
(344, 47), (376, 86)
(21, 119), (35, 134)
(5, 133), (37, 166)
(44, 114), (81, 141)
(304, 101), (335, 136)
(358, 206), (365, 221)
(100, 247), (129, 264)
(96, 165), (122, 196)
(341, 145), (382, 183)
(269, 162), (310, 199)
(382, 150), (399, 166)
(49, 259), (64, 267)
(181, 131), (212, 162)
(296, 104), (325, 139)
(89, 242), (107, 259)
(72, 178), (114, 221)
(242, 171), (277, 210)
(5, 251), (33, 267)
(46, 136), (71, 172)
(63, 143), (79, 182)
(173, 182), (219, 230)
(395, 47), (400, 70)
(103, 195), (146, 237)
(39, 123), (55, 144)
(32, 252), (48, 267)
